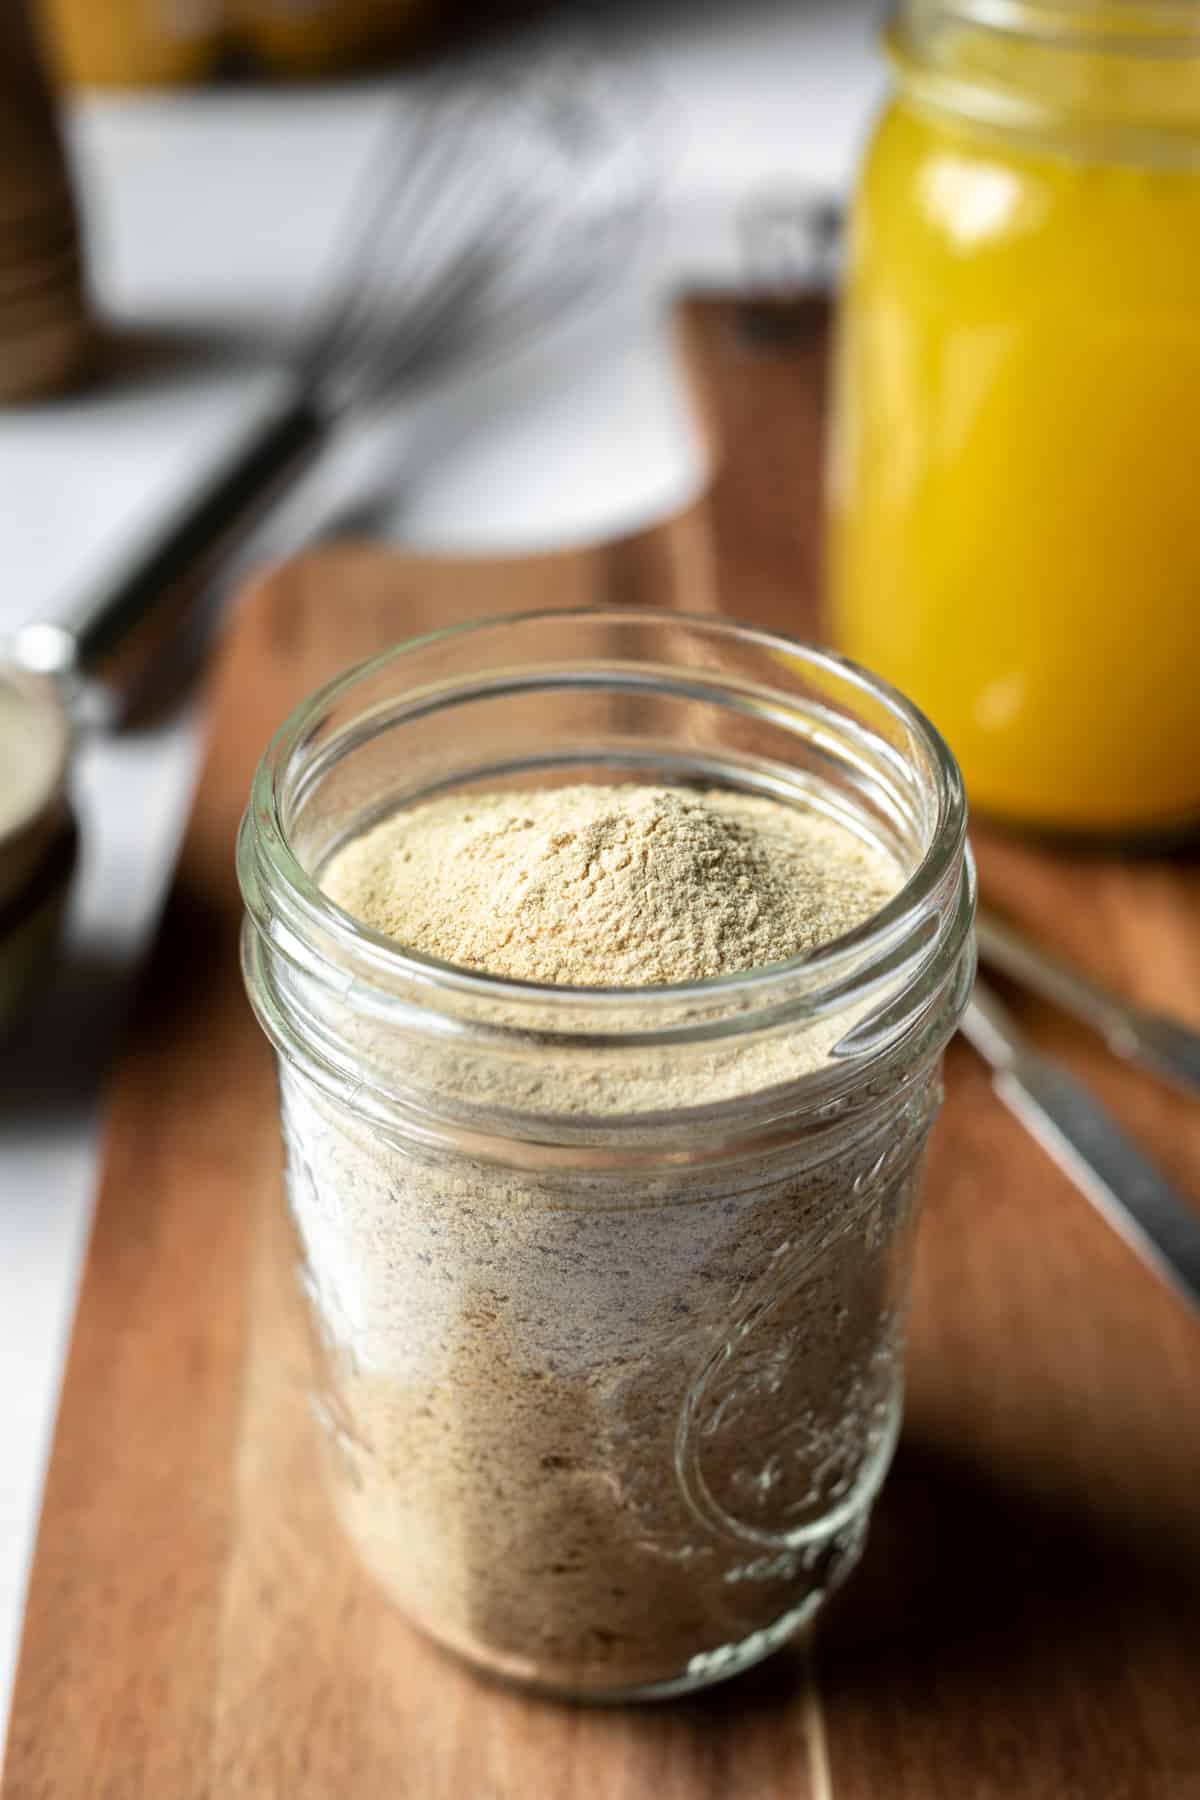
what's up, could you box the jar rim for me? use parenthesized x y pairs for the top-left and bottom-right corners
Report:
(239, 606), (970, 1051)
(896, 1), (1200, 54)
(887, 0), (1200, 153)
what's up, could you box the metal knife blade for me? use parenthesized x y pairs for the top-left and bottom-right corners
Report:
(963, 980), (1200, 1317)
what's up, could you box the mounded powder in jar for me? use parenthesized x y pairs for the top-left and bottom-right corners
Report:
(286, 783), (915, 1692)
(324, 784), (897, 985)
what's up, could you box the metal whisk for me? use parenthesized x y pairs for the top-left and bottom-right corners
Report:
(300, 45), (655, 406)
(15, 38), (658, 703)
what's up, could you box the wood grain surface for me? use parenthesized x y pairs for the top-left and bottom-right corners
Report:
(5, 299), (1200, 1799)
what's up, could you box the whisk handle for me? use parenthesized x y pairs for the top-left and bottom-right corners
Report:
(66, 395), (326, 679)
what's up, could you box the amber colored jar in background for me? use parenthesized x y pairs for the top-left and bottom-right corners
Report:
(233, 0), (438, 78)
(828, 1), (1200, 838)
(37, 0), (447, 86)
(0, 0), (91, 403)
(38, 0), (225, 86)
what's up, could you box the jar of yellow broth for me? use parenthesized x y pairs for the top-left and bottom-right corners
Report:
(828, 1), (1200, 837)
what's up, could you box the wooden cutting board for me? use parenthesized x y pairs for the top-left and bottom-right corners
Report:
(6, 299), (1200, 1800)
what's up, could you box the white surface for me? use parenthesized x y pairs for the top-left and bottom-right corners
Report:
(0, 0), (881, 1754)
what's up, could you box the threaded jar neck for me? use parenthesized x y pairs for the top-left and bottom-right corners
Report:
(238, 608), (974, 1162)
(889, 0), (1200, 156)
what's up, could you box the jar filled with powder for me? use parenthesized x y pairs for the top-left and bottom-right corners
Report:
(238, 609), (974, 1701)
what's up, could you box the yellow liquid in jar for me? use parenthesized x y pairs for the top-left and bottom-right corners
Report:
(828, 89), (1200, 833)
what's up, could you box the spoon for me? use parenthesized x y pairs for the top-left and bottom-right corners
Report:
(0, 660), (76, 1034)
(0, 407), (300, 1041)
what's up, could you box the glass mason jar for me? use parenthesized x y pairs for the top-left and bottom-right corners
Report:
(828, 0), (1200, 837)
(238, 609), (974, 1701)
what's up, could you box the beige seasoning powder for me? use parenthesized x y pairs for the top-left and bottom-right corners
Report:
(288, 783), (918, 1694)
(322, 783), (898, 983)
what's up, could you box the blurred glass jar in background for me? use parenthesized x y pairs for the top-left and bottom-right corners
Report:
(37, 0), (224, 85)
(37, 0), (442, 86)
(1, 0), (91, 401)
(827, 1), (1200, 837)
(232, 0), (437, 78)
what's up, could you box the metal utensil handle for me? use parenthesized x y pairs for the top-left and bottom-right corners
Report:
(976, 907), (1134, 1038)
(66, 396), (326, 673)
(976, 905), (1200, 1098)
(995, 1050), (1200, 1316)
